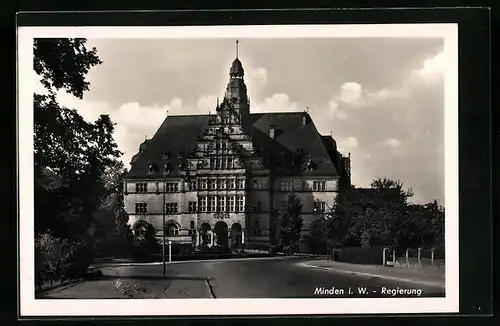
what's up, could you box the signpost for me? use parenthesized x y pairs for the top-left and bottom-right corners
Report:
(168, 240), (172, 263)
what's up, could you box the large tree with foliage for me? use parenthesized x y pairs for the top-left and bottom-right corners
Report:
(89, 160), (133, 257)
(325, 177), (444, 251)
(277, 191), (304, 251)
(33, 38), (122, 242)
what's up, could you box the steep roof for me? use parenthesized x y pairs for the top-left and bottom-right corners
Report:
(125, 112), (342, 179)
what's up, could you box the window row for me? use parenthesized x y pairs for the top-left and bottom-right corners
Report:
(279, 180), (329, 192)
(198, 196), (245, 213)
(136, 200), (327, 215)
(208, 157), (240, 170)
(134, 197), (246, 215)
(134, 179), (329, 193)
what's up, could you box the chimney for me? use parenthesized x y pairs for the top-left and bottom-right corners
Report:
(269, 124), (275, 139)
(302, 113), (307, 127)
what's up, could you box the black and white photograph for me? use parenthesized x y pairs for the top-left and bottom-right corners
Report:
(18, 24), (459, 316)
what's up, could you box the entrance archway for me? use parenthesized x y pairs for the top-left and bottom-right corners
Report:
(231, 223), (243, 248)
(214, 221), (229, 248)
(199, 223), (211, 249)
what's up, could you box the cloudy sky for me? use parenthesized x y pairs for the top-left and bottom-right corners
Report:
(41, 37), (445, 205)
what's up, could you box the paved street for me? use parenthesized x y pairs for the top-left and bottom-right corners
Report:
(40, 257), (445, 299)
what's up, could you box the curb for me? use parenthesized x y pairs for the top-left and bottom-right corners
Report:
(93, 255), (300, 267)
(204, 276), (217, 299)
(299, 262), (445, 289)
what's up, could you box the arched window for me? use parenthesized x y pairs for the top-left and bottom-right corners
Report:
(166, 222), (179, 236)
(133, 220), (154, 237)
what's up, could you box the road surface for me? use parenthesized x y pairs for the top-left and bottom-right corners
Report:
(41, 257), (445, 299)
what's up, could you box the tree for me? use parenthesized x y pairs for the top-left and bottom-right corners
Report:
(277, 191), (304, 253)
(33, 38), (122, 241)
(132, 221), (160, 260)
(326, 177), (444, 253)
(90, 161), (133, 257)
(34, 38), (102, 99)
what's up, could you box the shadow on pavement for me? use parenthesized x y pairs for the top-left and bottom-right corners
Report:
(94, 274), (206, 281)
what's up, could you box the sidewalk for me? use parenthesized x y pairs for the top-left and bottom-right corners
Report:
(299, 260), (445, 289)
(39, 273), (214, 299)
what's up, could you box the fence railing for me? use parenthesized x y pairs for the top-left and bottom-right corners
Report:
(383, 247), (445, 269)
(327, 246), (445, 269)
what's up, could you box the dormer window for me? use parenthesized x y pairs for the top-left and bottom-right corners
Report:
(307, 159), (316, 172)
(177, 151), (184, 159)
(164, 162), (172, 175)
(163, 151), (171, 159)
(149, 163), (159, 173)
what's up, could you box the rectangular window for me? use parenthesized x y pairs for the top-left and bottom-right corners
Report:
(209, 179), (217, 190)
(188, 201), (197, 213)
(313, 201), (326, 213)
(227, 158), (233, 169)
(135, 183), (148, 193)
(237, 179), (245, 189)
(253, 202), (262, 213)
(216, 158), (221, 169)
(218, 179), (226, 189)
(251, 180), (261, 190)
(199, 179), (207, 190)
(236, 196), (245, 212)
(165, 202), (178, 215)
(166, 182), (179, 192)
(228, 179), (236, 189)
(199, 197), (207, 212)
(253, 221), (261, 235)
(188, 221), (195, 235)
(221, 157), (227, 169)
(188, 180), (197, 191)
(280, 180), (294, 192)
(313, 181), (326, 192)
(209, 196), (217, 212)
(218, 197), (226, 212)
(135, 203), (148, 214)
(210, 158), (216, 169)
(228, 196), (235, 212)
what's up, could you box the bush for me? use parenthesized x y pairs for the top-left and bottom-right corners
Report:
(131, 221), (159, 260)
(35, 233), (94, 289)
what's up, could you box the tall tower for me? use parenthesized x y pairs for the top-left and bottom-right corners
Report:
(224, 40), (250, 124)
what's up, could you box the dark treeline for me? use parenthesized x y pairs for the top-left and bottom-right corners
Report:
(33, 39), (142, 289)
(309, 177), (445, 254)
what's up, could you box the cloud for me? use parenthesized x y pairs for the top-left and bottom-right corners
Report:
(338, 136), (359, 152)
(411, 51), (445, 85)
(384, 138), (402, 148)
(328, 99), (349, 120)
(246, 67), (268, 101)
(197, 94), (219, 113)
(338, 82), (365, 106)
(253, 93), (299, 113)
(55, 91), (186, 168)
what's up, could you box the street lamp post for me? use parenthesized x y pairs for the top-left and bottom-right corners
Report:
(162, 172), (166, 276)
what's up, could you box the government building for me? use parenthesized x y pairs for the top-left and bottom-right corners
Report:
(123, 44), (352, 253)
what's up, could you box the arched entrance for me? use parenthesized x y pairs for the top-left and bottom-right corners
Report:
(230, 223), (243, 248)
(214, 221), (229, 248)
(199, 223), (212, 249)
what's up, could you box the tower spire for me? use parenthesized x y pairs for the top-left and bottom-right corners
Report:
(236, 40), (239, 58)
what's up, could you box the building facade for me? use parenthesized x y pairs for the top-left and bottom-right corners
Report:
(124, 49), (351, 252)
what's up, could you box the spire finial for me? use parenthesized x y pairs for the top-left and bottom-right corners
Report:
(217, 97), (219, 107)
(236, 40), (239, 58)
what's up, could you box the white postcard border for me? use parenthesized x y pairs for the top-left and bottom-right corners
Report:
(18, 23), (459, 316)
